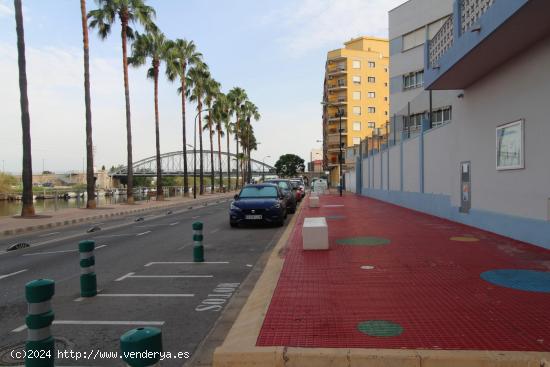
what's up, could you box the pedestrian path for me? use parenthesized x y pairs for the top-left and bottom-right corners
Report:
(0, 192), (234, 237)
(214, 192), (550, 367)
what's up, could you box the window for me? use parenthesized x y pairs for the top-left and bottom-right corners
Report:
(402, 27), (425, 51)
(368, 76), (376, 83)
(384, 67), (388, 72)
(368, 107), (376, 113)
(337, 78), (346, 87)
(352, 76), (361, 84)
(368, 122), (376, 129)
(353, 122), (361, 131)
(239, 186), (278, 198)
(496, 120), (524, 170)
(352, 91), (361, 100)
(368, 61), (376, 68)
(384, 111), (388, 116)
(384, 96), (388, 101)
(352, 60), (361, 69)
(352, 137), (361, 145)
(368, 92), (376, 98)
(353, 106), (361, 116)
(431, 106), (452, 126)
(403, 70), (424, 90)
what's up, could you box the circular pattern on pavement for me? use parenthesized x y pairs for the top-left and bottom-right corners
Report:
(357, 320), (403, 337)
(450, 236), (479, 242)
(337, 237), (390, 246)
(480, 269), (550, 293)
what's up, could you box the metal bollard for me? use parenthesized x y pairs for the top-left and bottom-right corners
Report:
(79, 240), (97, 297)
(120, 327), (162, 367)
(25, 279), (55, 367)
(192, 221), (204, 263)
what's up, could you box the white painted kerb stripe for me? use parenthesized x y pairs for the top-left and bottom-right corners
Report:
(136, 231), (151, 236)
(0, 269), (28, 280)
(98, 294), (194, 297)
(12, 320), (165, 332)
(129, 275), (213, 278)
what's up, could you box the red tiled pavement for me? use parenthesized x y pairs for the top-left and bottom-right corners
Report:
(257, 194), (550, 351)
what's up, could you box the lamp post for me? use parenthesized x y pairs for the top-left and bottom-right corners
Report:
(193, 109), (212, 199)
(321, 102), (344, 197)
(262, 155), (270, 182)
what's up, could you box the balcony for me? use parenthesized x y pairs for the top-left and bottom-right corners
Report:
(327, 66), (347, 76)
(328, 114), (347, 122)
(327, 82), (347, 91)
(425, 0), (550, 90)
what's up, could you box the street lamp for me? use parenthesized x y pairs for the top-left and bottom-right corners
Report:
(262, 155), (271, 182)
(321, 101), (344, 197)
(193, 108), (212, 199)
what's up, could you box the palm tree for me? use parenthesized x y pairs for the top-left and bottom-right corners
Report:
(222, 111), (234, 191)
(80, 0), (95, 209)
(88, 0), (156, 204)
(227, 87), (248, 189)
(186, 64), (210, 195)
(211, 93), (229, 191)
(128, 30), (171, 200)
(14, 0), (34, 217)
(165, 39), (202, 197)
(203, 78), (220, 193)
(241, 101), (260, 183)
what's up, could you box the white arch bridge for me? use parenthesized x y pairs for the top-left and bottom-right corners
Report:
(109, 150), (276, 178)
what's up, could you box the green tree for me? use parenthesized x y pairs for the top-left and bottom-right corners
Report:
(14, 0), (34, 217)
(80, 0), (96, 209)
(88, 0), (157, 204)
(203, 77), (220, 193)
(0, 173), (18, 193)
(129, 30), (171, 201)
(186, 63), (210, 195)
(240, 100), (260, 184)
(211, 93), (229, 190)
(275, 154), (305, 178)
(227, 87), (248, 189)
(165, 39), (202, 196)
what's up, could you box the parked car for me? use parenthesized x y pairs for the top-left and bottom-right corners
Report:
(289, 180), (303, 202)
(229, 184), (287, 227)
(265, 179), (297, 213)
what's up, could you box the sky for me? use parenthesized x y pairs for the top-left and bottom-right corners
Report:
(0, 0), (404, 174)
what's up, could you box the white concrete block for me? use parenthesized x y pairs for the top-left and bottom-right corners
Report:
(302, 217), (329, 250)
(309, 196), (320, 208)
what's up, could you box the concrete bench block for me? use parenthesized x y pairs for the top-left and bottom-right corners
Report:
(309, 196), (320, 208)
(302, 217), (329, 250)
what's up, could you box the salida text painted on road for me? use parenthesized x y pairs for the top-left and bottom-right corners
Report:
(195, 283), (240, 312)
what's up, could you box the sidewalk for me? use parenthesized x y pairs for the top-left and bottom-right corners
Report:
(0, 191), (236, 237)
(214, 192), (550, 366)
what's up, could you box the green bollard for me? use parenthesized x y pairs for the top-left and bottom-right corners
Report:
(25, 279), (55, 367)
(120, 327), (162, 367)
(78, 240), (97, 297)
(192, 221), (204, 263)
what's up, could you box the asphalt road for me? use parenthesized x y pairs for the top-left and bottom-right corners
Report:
(0, 199), (288, 366)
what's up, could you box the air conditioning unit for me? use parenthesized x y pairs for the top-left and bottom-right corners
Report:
(328, 75), (334, 80)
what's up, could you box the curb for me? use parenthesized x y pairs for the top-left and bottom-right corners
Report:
(1, 193), (234, 238)
(212, 194), (550, 367)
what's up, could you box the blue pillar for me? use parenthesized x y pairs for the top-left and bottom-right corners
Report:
(379, 148), (383, 190)
(386, 146), (390, 191)
(419, 115), (430, 194)
(453, 0), (462, 40)
(400, 131), (405, 192)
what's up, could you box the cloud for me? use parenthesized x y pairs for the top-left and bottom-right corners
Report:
(263, 0), (404, 56)
(0, 0), (13, 17)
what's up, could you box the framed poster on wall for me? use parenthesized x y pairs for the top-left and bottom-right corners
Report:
(496, 119), (524, 170)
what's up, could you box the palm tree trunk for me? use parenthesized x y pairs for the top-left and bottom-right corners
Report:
(198, 100), (204, 195)
(180, 67), (189, 196)
(15, 0), (34, 217)
(153, 61), (163, 201)
(217, 128), (223, 191)
(208, 110), (215, 193)
(235, 118), (239, 189)
(121, 16), (134, 204)
(81, 0), (95, 209)
(226, 131), (231, 191)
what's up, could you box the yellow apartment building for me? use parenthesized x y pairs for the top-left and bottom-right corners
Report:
(322, 36), (389, 186)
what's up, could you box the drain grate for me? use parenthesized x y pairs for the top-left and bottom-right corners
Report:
(0, 338), (71, 366)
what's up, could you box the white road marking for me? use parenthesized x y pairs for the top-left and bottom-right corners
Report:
(0, 269), (28, 280)
(136, 231), (151, 236)
(210, 228), (220, 234)
(128, 275), (213, 279)
(24, 244), (107, 257)
(144, 261), (229, 267)
(98, 293), (194, 297)
(95, 234), (132, 238)
(246, 264), (253, 268)
(38, 232), (60, 238)
(115, 272), (135, 282)
(169, 222), (179, 226)
(12, 320), (165, 332)
(192, 216), (200, 219)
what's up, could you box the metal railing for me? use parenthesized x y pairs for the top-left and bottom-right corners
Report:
(429, 16), (454, 67)
(461, 0), (495, 34)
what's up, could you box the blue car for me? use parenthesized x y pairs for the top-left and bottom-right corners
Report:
(229, 184), (287, 227)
